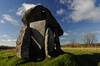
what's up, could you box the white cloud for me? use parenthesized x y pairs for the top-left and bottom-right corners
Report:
(1, 39), (16, 42)
(59, 0), (100, 23)
(7, 39), (16, 42)
(95, 31), (100, 34)
(67, 30), (72, 33)
(63, 32), (69, 36)
(0, 34), (14, 40)
(2, 14), (19, 25)
(2, 34), (8, 38)
(0, 20), (5, 24)
(0, 39), (16, 46)
(60, 37), (66, 40)
(56, 9), (66, 15)
(60, 0), (67, 4)
(59, 0), (71, 4)
(70, 0), (100, 22)
(16, 3), (38, 16)
(90, 31), (100, 34)
(0, 34), (9, 39)
(0, 34), (16, 46)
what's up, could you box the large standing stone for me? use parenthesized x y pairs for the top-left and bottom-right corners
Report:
(16, 5), (64, 59)
(16, 26), (30, 58)
(30, 20), (46, 49)
(16, 20), (48, 59)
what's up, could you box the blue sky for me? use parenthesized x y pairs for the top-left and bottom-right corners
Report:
(0, 0), (100, 46)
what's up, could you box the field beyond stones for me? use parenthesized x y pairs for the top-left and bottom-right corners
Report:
(1, 48), (100, 66)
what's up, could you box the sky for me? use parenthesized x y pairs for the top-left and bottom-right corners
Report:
(0, 0), (100, 46)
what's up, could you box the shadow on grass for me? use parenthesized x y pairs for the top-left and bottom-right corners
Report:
(64, 52), (100, 66)
(14, 52), (100, 66)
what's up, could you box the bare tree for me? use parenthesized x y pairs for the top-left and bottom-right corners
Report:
(82, 33), (97, 45)
(69, 38), (76, 47)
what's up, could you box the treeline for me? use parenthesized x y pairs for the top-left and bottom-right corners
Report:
(61, 43), (100, 48)
(0, 46), (15, 50)
(62, 32), (100, 48)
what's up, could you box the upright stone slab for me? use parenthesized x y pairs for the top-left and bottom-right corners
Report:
(16, 26), (30, 58)
(29, 20), (47, 59)
(30, 20), (57, 57)
(30, 20), (46, 49)
(16, 20), (47, 59)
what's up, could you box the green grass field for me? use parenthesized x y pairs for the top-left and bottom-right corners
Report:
(1, 48), (100, 66)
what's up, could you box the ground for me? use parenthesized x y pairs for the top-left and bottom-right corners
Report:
(0, 48), (100, 66)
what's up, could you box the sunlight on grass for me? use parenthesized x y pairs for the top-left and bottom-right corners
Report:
(1, 48), (100, 66)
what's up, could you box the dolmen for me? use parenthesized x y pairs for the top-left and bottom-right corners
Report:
(16, 5), (64, 61)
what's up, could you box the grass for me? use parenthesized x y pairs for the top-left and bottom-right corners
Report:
(1, 48), (100, 66)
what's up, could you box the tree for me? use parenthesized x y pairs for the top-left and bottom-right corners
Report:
(69, 38), (76, 47)
(82, 33), (97, 45)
